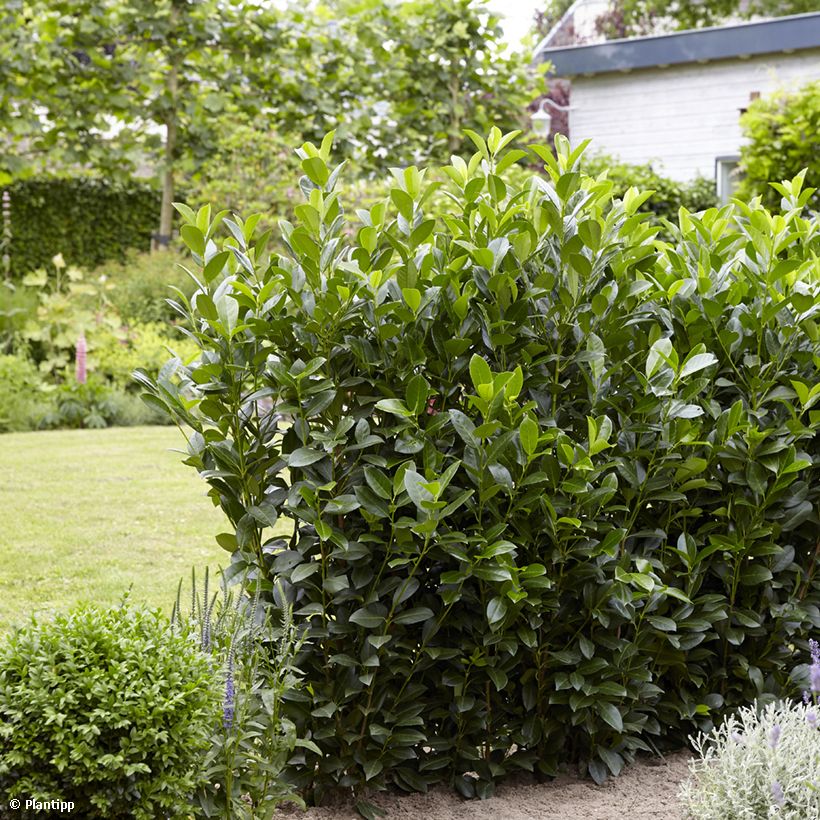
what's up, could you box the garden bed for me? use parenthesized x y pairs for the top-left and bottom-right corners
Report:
(278, 752), (690, 820)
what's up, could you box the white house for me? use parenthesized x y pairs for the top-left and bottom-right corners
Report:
(534, 12), (820, 202)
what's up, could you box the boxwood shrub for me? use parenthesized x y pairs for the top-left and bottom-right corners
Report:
(0, 603), (220, 819)
(141, 131), (820, 806)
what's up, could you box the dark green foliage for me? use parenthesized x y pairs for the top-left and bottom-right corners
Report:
(142, 131), (820, 802)
(5, 177), (160, 274)
(0, 602), (221, 819)
(582, 153), (716, 223)
(737, 81), (820, 213)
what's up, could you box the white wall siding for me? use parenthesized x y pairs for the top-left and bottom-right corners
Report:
(568, 50), (820, 181)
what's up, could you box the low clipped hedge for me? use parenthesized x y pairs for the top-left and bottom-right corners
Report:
(143, 131), (820, 807)
(4, 177), (160, 273)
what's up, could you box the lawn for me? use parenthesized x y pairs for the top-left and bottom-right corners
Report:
(0, 425), (229, 629)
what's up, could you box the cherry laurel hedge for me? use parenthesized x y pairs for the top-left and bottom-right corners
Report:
(142, 132), (820, 809)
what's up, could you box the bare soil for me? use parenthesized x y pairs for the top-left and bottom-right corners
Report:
(277, 751), (691, 820)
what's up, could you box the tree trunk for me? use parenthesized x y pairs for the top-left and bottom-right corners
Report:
(155, 117), (176, 250)
(448, 74), (462, 154)
(153, 37), (179, 251)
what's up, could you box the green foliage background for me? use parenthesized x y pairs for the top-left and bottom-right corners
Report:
(578, 0), (817, 39)
(737, 80), (820, 213)
(579, 153), (716, 222)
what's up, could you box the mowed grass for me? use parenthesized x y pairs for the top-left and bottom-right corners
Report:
(0, 426), (229, 629)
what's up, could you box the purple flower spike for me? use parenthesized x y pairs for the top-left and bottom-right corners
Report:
(771, 781), (785, 807)
(807, 710), (818, 729)
(769, 723), (781, 750)
(810, 638), (820, 666)
(223, 656), (235, 731)
(811, 662), (820, 695)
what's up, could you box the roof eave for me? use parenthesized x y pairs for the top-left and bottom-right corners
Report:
(534, 12), (820, 77)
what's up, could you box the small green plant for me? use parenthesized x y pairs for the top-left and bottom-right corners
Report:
(0, 601), (221, 819)
(680, 642), (820, 819)
(176, 571), (312, 819)
(92, 320), (199, 388)
(20, 254), (121, 378)
(38, 376), (116, 429)
(0, 280), (38, 354)
(0, 353), (48, 431)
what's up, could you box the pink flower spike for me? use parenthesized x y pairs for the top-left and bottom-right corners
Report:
(76, 334), (87, 385)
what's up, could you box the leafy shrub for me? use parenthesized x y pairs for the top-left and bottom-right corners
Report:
(582, 153), (717, 222)
(97, 249), (198, 324)
(36, 377), (117, 430)
(0, 353), (48, 432)
(4, 177), (160, 274)
(0, 602), (220, 819)
(19, 255), (120, 378)
(92, 320), (199, 388)
(141, 131), (820, 804)
(36, 377), (171, 430)
(737, 80), (819, 212)
(176, 571), (311, 818)
(0, 280), (38, 354)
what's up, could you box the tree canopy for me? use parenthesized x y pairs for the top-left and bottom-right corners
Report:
(1, 0), (532, 238)
(536, 0), (816, 41)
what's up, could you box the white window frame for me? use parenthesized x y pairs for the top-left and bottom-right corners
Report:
(715, 155), (741, 205)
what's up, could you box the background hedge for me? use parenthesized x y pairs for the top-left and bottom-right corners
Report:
(582, 153), (717, 221)
(3, 177), (160, 274)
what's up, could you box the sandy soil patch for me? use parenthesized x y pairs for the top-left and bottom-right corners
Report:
(278, 751), (691, 820)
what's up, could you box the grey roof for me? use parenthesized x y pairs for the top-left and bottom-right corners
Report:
(534, 12), (820, 77)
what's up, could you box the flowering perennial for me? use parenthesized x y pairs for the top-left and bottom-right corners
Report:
(681, 642), (820, 819)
